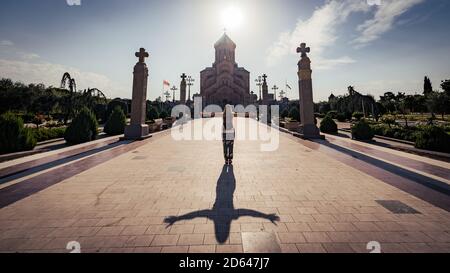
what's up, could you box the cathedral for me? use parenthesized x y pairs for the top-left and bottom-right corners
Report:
(200, 33), (251, 107)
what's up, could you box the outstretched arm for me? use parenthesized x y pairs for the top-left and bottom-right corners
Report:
(164, 209), (211, 227)
(237, 209), (280, 224)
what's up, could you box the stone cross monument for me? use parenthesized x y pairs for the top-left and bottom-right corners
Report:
(180, 73), (187, 104)
(262, 74), (269, 104)
(124, 48), (151, 140)
(296, 43), (322, 139)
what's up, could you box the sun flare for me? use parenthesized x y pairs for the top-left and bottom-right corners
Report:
(221, 6), (244, 30)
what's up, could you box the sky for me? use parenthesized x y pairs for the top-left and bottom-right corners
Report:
(0, 0), (449, 102)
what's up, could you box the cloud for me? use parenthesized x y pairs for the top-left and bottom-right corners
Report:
(266, 0), (368, 69)
(267, 0), (424, 69)
(0, 40), (14, 47)
(0, 58), (124, 98)
(21, 53), (40, 60)
(353, 0), (425, 47)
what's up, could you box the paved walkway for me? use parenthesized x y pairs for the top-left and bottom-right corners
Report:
(0, 118), (449, 253)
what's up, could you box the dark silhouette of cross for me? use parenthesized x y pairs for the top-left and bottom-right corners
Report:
(181, 73), (187, 82)
(135, 48), (149, 63)
(164, 165), (280, 244)
(262, 74), (268, 83)
(296, 43), (310, 58)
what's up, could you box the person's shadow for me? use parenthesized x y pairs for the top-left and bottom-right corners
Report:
(164, 165), (280, 244)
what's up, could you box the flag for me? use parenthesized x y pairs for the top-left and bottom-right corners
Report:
(163, 80), (170, 87)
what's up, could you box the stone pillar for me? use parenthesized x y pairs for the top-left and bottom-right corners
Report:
(180, 73), (187, 104)
(124, 48), (151, 140)
(262, 74), (269, 104)
(297, 43), (322, 139)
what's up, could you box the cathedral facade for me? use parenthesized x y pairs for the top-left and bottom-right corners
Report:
(200, 33), (251, 107)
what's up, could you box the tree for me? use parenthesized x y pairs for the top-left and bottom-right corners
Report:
(424, 76), (433, 96)
(427, 91), (450, 120)
(441, 79), (450, 96)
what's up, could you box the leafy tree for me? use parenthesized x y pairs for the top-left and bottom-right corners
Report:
(427, 91), (450, 120)
(441, 79), (450, 96)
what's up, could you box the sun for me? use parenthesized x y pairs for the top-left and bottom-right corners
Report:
(221, 6), (244, 30)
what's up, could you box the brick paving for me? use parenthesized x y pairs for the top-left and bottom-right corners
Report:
(0, 118), (449, 253)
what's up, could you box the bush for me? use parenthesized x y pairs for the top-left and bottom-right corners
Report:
(320, 115), (338, 134)
(381, 115), (397, 128)
(106, 99), (128, 119)
(33, 127), (66, 142)
(159, 110), (169, 120)
(64, 107), (99, 145)
(288, 108), (300, 122)
(281, 109), (289, 119)
(147, 106), (159, 122)
(336, 113), (347, 122)
(352, 112), (364, 121)
(315, 113), (325, 119)
(327, 111), (338, 119)
(104, 106), (126, 135)
(415, 126), (450, 153)
(0, 112), (37, 154)
(351, 119), (375, 141)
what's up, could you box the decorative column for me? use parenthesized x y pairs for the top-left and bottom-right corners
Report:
(261, 74), (269, 104)
(297, 43), (323, 139)
(124, 48), (151, 140)
(180, 73), (187, 104)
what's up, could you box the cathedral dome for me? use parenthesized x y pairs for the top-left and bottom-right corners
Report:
(214, 33), (236, 48)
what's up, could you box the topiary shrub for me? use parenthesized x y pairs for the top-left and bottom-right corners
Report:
(337, 113), (347, 122)
(64, 107), (99, 145)
(415, 126), (450, 153)
(351, 119), (375, 141)
(106, 99), (128, 120)
(147, 106), (159, 122)
(104, 106), (126, 136)
(159, 110), (169, 120)
(352, 112), (364, 121)
(0, 112), (37, 154)
(320, 115), (338, 134)
(288, 108), (300, 122)
(281, 109), (289, 119)
(327, 110), (338, 119)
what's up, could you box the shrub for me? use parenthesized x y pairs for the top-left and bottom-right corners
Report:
(147, 106), (159, 122)
(33, 127), (66, 142)
(0, 112), (37, 154)
(281, 109), (289, 119)
(336, 113), (347, 122)
(64, 107), (99, 145)
(106, 99), (128, 119)
(352, 112), (364, 121)
(159, 110), (169, 120)
(415, 126), (450, 153)
(381, 115), (397, 128)
(327, 110), (338, 119)
(320, 115), (338, 134)
(288, 108), (300, 122)
(315, 113), (325, 119)
(351, 119), (375, 141)
(104, 106), (126, 135)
